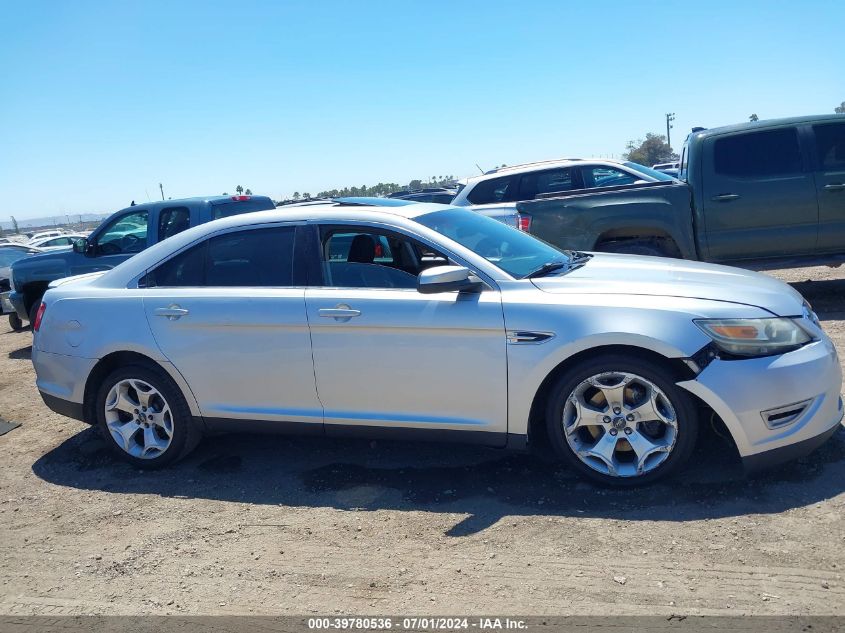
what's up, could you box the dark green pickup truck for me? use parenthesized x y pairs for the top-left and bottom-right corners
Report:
(516, 114), (845, 269)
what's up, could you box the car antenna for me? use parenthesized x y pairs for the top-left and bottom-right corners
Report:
(475, 163), (485, 174)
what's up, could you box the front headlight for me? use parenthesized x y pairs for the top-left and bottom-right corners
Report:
(694, 317), (813, 357)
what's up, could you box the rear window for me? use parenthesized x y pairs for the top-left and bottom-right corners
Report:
(212, 198), (276, 220)
(466, 175), (518, 205)
(714, 128), (802, 177)
(813, 123), (845, 170)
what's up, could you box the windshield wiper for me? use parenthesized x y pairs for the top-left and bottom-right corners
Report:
(525, 259), (570, 279)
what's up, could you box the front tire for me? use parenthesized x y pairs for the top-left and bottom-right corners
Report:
(95, 364), (201, 468)
(546, 353), (698, 486)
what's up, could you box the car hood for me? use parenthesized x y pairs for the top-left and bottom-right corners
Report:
(530, 253), (805, 316)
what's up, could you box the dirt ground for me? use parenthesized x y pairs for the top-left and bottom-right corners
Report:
(0, 266), (843, 616)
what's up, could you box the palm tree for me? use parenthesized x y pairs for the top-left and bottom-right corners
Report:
(236, 185), (244, 195)
(245, 188), (252, 195)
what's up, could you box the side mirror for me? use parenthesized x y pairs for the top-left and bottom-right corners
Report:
(417, 265), (482, 294)
(73, 238), (90, 255)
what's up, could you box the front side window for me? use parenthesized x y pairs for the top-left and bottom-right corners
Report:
(319, 227), (448, 289)
(813, 123), (845, 170)
(713, 128), (802, 177)
(97, 211), (149, 255)
(44, 237), (73, 246)
(416, 209), (568, 278)
(146, 226), (295, 287)
(466, 175), (519, 204)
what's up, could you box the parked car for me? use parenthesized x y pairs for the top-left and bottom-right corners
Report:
(32, 203), (842, 485)
(476, 115), (845, 268)
(8, 195), (275, 325)
(388, 188), (458, 204)
(451, 158), (674, 231)
(0, 244), (42, 330)
(27, 233), (89, 251)
(652, 161), (679, 172)
(26, 230), (67, 244)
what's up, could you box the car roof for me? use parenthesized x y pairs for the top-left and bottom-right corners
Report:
(687, 114), (844, 139)
(466, 157), (628, 183)
(91, 203), (466, 288)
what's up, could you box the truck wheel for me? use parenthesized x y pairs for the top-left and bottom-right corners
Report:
(545, 353), (698, 486)
(9, 313), (24, 331)
(596, 239), (675, 257)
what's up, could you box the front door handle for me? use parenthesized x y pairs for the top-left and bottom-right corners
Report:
(711, 193), (741, 201)
(824, 183), (845, 191)
(318, 304), (361, 321)
(154, 305), (189, 320)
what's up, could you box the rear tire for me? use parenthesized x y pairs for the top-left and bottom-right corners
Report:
(9, 313), (23, 331)
(545, 353), (698, 486)
(95, 364), (202, 469)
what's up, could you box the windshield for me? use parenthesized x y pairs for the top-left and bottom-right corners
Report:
(415, 209), (569, 278)
(623, 162), (677, 181)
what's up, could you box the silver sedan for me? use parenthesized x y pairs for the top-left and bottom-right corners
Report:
(31, 203), (843, 485)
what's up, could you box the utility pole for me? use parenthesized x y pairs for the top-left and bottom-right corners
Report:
(665, 112), (676, 151)
(159, 183), (165, 201)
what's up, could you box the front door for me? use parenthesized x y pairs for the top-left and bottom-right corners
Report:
(71, 209), (152, 275)
(810, 121), (845, 253)
(141, 224), (322, 426)
(700, 126), (819, 261)
(305, 223), (508, 443)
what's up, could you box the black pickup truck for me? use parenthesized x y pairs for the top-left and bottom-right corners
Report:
(512, 114), (845, 269)
(8, 195), (275, 325)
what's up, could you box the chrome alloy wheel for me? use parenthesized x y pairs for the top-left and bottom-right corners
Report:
(562, 371), (678, 478)
(104, 378), (174, 459)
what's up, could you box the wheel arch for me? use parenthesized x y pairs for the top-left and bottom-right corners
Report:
(82, 350), (201, 424)
(525, 343), (718, 455)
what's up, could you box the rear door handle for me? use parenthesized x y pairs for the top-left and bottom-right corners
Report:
(824, 183), (845, 191)
(154, 305), (189, 320)
(711, 193), (740, 201)
(318, 305), (361, 321)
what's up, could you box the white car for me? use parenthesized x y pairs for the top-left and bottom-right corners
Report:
(31, 204), (842, 485)
(27, 233), (88, 251)
(451, 158), (676, 226)
(26, 230), (67, 244)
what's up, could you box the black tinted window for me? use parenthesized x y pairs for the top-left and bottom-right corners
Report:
(519, 168), (576, 198)
(158, 207), (190, 240)
(714, 128), (802, 177)
(149, 226), (295, 287)
(813, 123), (845, 170)
(466, 175), (518, 204)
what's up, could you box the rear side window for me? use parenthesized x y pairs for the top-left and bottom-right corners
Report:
(212, 198), (276, 220)
(519, 168), (576, 198)
(466, 175), (518, 204)
(813, 123), (845, 170)
(714, 128), (802, 177)
(158, 207), (191, 240)
(147, 226), (296, 287)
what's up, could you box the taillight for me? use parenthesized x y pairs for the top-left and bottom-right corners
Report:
(231, 195), (252, 202)
(32, 302), (46, 332)
(517, 214), (532, 232)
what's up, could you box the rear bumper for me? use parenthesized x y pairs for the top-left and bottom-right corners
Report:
(678, 338), (843, 469)
(32, 347), (97, 418)
(39, 390), (85, 422)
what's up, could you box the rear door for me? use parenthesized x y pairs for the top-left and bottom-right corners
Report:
(141, 223), (322, 427)
(808, 121), (845, 253)
(700, 127), (818, 261)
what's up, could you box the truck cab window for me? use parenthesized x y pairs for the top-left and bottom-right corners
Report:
(96, 211), (149, 255)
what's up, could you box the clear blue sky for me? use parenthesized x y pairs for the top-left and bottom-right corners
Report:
(1, 0), (842, 220)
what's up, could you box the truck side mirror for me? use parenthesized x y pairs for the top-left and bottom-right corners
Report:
(73, 238), (90, 255)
